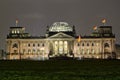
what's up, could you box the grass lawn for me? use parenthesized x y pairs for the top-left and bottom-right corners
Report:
(0, 59), (120, 80)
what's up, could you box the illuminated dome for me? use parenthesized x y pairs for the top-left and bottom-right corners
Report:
(49, 22), (73, 32)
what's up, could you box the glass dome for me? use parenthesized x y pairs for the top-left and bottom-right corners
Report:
(49, 22), (73, 32)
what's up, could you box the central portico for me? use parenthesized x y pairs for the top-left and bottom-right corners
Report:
(47, 32), (75, 57)
(46, 22), (76, 57)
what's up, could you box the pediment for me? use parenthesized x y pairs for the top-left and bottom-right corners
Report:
(48, 32), (74, 39)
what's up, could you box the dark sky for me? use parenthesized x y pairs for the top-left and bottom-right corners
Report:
(0, 0), (120, 50)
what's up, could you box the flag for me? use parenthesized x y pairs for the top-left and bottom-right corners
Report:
(102, 19), (106, 24)
(16, 18), (19, 24)
(93, 26), (97, 30)
(77, 35), (81, 42)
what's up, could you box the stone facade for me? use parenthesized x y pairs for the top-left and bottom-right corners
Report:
(6, 22), (116, 60)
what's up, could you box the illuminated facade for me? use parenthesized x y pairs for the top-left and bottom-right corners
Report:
(6, 22), (116, 60)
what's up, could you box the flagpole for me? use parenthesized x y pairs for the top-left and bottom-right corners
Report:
(16, 19), (18, 27)
(93, 26), (97, 31)
(77, 35), (81, 42)
(102, 19), (106, 26)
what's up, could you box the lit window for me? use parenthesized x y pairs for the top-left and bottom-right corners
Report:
(96, 43), (99, 46)
(96, 56), (99, 58)
(64, 41), (68, 53)
(54, 41), (57, 44)
(59, 41), (63, 54)
(54, 41), (58, 54)
(17, 30), (20, 33)
(14, 30), (17, 34)
(12, 30), (14, 34)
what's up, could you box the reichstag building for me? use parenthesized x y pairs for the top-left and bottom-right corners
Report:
(6, 22), (116, 60)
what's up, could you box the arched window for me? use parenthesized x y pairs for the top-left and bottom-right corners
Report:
(12, 43), (18, 48)
(28, 44), (30, 47)
(33, 44), (35, 47)
(104, 43), (109, 47)
(92, 43), (94, 46)
(42, 43), (44, 47)
(82, 43), (84, 46)
(38, 44), (40, 47)
(77, 43), (80, 46)
(87, 43), (89, 46)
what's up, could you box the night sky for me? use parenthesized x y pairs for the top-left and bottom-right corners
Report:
(0, 0), (120, 50)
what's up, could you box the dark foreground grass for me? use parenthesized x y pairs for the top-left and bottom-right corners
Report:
(0, 59), (120, 80)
